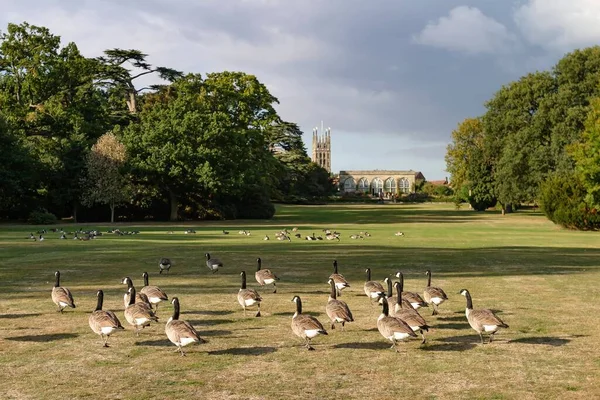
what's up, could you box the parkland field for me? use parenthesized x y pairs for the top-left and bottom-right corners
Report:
(1, 203), (600, 400)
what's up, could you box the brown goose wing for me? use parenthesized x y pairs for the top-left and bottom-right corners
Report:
(89, 310), (124, 332)
(326, 299), (354, 322)
(378, 316), (417, 337)
(140, 285), (168, 301)
(167, 320), (203, 342)
(240, 288), (262, 302)
(295, 314), (326, 331)
(365, 281), (385, 293)
(255, 269), (278, 284)
(403, 291), (426, 304)
(471, 309), (508, 327)
(426, 286), (448, 299)
(52, 287), (75, 307)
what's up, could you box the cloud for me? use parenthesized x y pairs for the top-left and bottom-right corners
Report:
(514, 0), (600, 52)
(413, 6), (518, 55)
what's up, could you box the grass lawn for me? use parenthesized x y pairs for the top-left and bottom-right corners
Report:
(1, 203), (600, 399)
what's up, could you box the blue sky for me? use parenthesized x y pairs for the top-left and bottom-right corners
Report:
(3, 0), (600, 180)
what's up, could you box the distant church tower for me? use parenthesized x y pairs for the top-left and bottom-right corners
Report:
(311, 122), (331, 173)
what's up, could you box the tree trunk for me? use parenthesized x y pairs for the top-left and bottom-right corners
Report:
(169, 190), (178, 221)
(110, 201), (115, 223)
(72, 203), (78, 223)
(126, 90), (137, 114)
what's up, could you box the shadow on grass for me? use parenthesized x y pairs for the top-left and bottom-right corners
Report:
(421, 342), (477, 351)
(182, 310), (233, 316)
(0, 313), (42, 319)
(436, 316), (467, 322)
(207, 346), (277, 356)
(199, 329), (232, 337)
(434, 322), (471, 330)
(333, 341), (390, 350)
(509, 337), (572, 346)
(272, 311), (323, 317)
(135, 339), (172, 347)
(5, 333), (78, 342)
(187, 319), (234, 326)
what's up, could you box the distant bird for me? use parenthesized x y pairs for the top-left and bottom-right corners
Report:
(222, 230), (229, 235)
(325, 279), (354, 331)
(424, 270), (448, 315)
(291, 296), (328, 350)
(263, 235), (270, 241)
(165, 297), (204, 356)
(51, 271), (76, 313)
(89, 290), (124, 347)
(159, 258), (172, 274)
(329, 260), (350, 297)
(277, 235), (291, 242)
(185, 229), (196, 234)
(238, 271), (262, 317)
(245, 231), (251, 236)
(364, 268), (385, 303)
(349, 234), (359, 240)
(393, 282), (429, 344)
(364, 232), (371, 237)
(395, 272), (428, 310)
(292, 227), (299, 232)
(238, 230), (247, 235)
(255, 257), (280, 293)
(294, 233), (301, 239)
(140, 272), (168, 312)
(38, 234), (44, 241)
(376, 293), (417, 352)
(28, 233), (35, 240)
(459, 289), (509, 344)
(394, 232), (405, 236)
(59, 233), (66, 239)
(124, 286), (159, 335)
(205, 253), (223, 274)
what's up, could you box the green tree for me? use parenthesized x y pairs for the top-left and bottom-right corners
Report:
(445, 117), (485, 190)
(82, 132), (129, 222)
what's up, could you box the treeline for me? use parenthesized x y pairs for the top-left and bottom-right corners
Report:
(445, 46), (600, 229)
(0, 22), (334, 222)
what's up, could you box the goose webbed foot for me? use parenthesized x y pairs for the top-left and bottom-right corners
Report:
(255, 311), (261, 317)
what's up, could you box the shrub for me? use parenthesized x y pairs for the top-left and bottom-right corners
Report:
(28, 210), (58, 225)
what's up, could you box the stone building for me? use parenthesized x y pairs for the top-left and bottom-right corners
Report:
(338, 170), (425, 196)
(311, 125), (331, 173)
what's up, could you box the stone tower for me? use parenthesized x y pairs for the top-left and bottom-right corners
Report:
(311, 123), (331, 173)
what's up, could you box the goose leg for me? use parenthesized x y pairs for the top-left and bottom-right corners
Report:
(243, 306), (247, 317)
(331, 322), (335, 330)
(102, 335), (110, 347)
(255, 303), (261, 317)
(420, 330), (427, 344)
(305, 338), (315, 351)
(179, 346), (186, 356)
(155, 303), (159, 313)
(341, 322), (345, 331)
(489, 333), (495, 344)
(432, 304), (438, 316)
(391, 339), (399, 353)
(273, 283), (277, 294)
(479, 332), (484, 344)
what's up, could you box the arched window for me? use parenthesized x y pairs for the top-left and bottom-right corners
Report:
(384, 177), (397, 194)
(399, 178), (410, 193)
(358, 178), (369, 192)
(371, 177), (383, 194)
(343, 177), (356, 192)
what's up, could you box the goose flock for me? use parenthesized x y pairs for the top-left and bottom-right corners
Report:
(51, 258), (509, 356)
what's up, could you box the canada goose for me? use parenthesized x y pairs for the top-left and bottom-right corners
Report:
(349, 234), (359, 239)
(124, 286), (159, 335)
(140, 272), (168, 312)
(255, 258), (280, 293)
(328, 260), (350, 297)
(185, 229), (196, 234)
(59, 233), (66, 239)
(380, 277), (412, 313)
(263, 235), (270, 241)
(51, 271), (76, 313)
(238, 271), (262, 317)
(165, 297), (204, 356)
(291, 296), (328, 350)
(292, 227), (298, 232)
(325, 234), (340, 241)
(395, 272), (428, 310)
(222, 230), (229, 235)
(325, 279), (354, 330)
(364, 268), (385, 303)
(394, 232), (404, 236)
(394, 282), (429, 344)
(424, 270), (449, 315)
(205, 253), (223, 274)
(159, 258), (171, 274)
(238, 230), (247, 235)
(459, 289), (509, 344)
(364, 232), (371, 237)
(376, 293), (417, 352)
(277, 235), (291, 241)
(121, 277), (151, 308)
(39, 234), (44, 241)
(89, 290), (124, 347)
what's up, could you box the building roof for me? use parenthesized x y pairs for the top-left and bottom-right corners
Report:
(339, 169), (423, 176)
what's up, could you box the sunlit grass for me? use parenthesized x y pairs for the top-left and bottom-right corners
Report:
(1, 203), (600, 399)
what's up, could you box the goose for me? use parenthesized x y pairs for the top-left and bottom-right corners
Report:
(364, 268), (385, 303)
(165, 297), (204, 356)
(255, 257), (280, 293)
(376, 293), (417, 352)
(349, 234), (359, 240)
(291, 296), (328, 350)
(325, 279), (354, 331)
(124, 286), (159, 335)
(395, 272), (428, 310)
(380, 277), (412, 314)
(394, 282), (429, 344)
(51, 271), (76, 313)
(277, 235), (291, 242)
(159, 258), (172, 274)
(424, 270), (449, 315)
(459, 289), (509, 344)
(325, 234), (340, 241)
(205, 253), (223, 274)
(292, 227), (299, 232)
(394, 232), (404, 236)
(59, 233), (66, 239)
(222, 230), (229, 235)
(185, 229), (196, 234)
(263, 235), (270, 241)
(122, 277), (151, 308)
(39, 234), (44, 241)
(238, 271), (262, 317)
(89, 290), (124, 347)
(328, 260), (350, 297)
(140, 272), (169, 312)
(238, 230), (247, 235)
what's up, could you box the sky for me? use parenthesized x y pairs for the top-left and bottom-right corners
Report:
(3, 0), (600, 180)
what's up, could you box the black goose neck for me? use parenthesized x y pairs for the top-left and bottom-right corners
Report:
(366, 268), (371, 281)
(381, 297), (390, 316)
(128, 287), (136, 306)
(329, 280), (337, 299)
(333, 260), (338, 274)
(386, 278), (392, 297)
(295, 297), (302, 314)
(426, 270), (432, 287)
(257, 258), (262, 271)
(143, 272), (149, 287)
(241, 271), (247, 289)
(172, 298), (180, 320)
(395, 282), (403, 306)
(54, 271), (60, 288)
(464, 291), (473, 309)
(95, 290), (103, 311)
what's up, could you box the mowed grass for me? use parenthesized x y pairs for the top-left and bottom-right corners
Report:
(2, 203), (600, 399)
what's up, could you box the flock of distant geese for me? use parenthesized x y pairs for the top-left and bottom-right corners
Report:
(50, 253), (509, 355)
